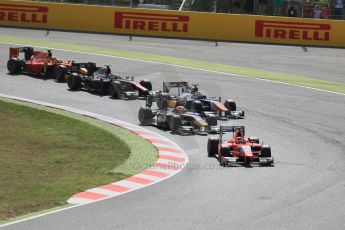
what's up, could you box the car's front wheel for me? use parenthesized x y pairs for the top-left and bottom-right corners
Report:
(7, 58), (22, 74)
(54, 65), (68, 82)
(67, 73), (81, 90)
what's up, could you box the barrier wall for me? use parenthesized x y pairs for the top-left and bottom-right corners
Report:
(0, 1), (344, 47)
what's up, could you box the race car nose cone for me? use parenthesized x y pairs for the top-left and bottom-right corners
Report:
(244, 151), (254, 159)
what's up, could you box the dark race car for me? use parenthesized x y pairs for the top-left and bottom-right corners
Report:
(208, 126), (274, 167)
(7, 47), (73, 81)
(67, 63), (156, 99)
(157, 81), (244, 120)
(138, 94), (219, 135)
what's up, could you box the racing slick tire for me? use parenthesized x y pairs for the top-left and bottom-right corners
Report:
(67, 73), (82, 90)
(54, 65), (68, 82)
(220, 144), (231, 157)
(207, 137), (219, 157)
(220, 144), (231, 166)
(156, 93), (169, 109)
(109, 81), (122, 99)
(205, 114), (217, 126)
(7, 58), (22, 74)
(224, 99), (237, 115)
(139, 79), (152, 91)
(192, 100), (203, 113)
(260, 145), (272, 157)
(99, 79), (111, 95)
(168, 115), (182, 134)
(138, 107), (154, 125)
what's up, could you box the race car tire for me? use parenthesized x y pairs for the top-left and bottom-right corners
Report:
(224, 99), (237, 115)
(109, 81), (122, 99)
(169, 115), (182, 133)
(138, 107), (154, 125)
(54, 65), (68, 82)
(185, 100), (193, 110)
(207, 137), (219, 157)
(140, 79), (152, 91)
(45, 66), (56, 78)
(67, 73), (82, 90)
(192, 100), (203, 113)
(248, 137), (260, 144)
(220, 144), (231, 157)
(7, 58), (22, 74)
(205, 114), (217, 126)
(260, 145), (272, 157)
(99, 80), (110, 95)
(156, 93), (169, 109)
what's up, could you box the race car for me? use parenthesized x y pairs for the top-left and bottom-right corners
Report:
(157, 81), (244, 119)
(138, 94), (219, 135)
(67, 62), (156, 99)
(7, 47), (73, 81)
(207, 126), (274, 167)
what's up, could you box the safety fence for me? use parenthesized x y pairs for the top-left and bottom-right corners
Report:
(181, 0), (345, 20)
(0, 0), (344, 47)
(31, 0), (345, 20)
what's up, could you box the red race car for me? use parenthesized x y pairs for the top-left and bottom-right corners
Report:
(208, 126), (274, 167)
(7, 47), (73, 81)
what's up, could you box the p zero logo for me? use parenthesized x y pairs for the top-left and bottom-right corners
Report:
(255, 20), (331, 42)
(0, 4), (48, 24)
(115, 12), (189, 33)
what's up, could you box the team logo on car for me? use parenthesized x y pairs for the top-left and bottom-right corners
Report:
(114, 11), (189, 33)
(255, 20), (331, 42)
(0, 3), (48, 24)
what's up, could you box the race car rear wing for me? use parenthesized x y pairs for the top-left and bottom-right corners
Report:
(9, 47), (34, 61)
(71, 62), (98, 75)
(220, 125), (245, 142)
(163, 81), (189, 94)
(220, 125), (245, 133)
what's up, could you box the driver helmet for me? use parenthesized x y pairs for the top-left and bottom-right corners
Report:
(236, 137), (244, 144)
(194, 91), (205, 99)
(194, 91), (202, 97)
(175, 106), (185, 114)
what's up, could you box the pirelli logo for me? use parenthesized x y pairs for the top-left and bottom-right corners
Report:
(115, 12), (189, 33)
(0, 3), (48, 24)
(255, 20), (331, 42)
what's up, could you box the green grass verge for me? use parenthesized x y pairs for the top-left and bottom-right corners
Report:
(0, 98), (157, 222)
(1, 35), (345, 94)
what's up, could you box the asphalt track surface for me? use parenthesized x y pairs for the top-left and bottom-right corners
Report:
(1, 28), (345, 230)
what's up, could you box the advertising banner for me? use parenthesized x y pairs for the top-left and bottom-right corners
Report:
(0, 1), (344, 47)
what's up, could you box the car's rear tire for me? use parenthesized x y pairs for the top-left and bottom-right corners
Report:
(168, 115), (182, 133)
(156, 93), (169, 109)
(109, 81), (122, 98)
(67, 73), (81, 90)
(192, 100), (203, 113)
(220, 144), (231, 157)
(99, 80), (110, 95)
(205, 114), (217, 126)
(138, 107), (154, 125)
(260, 145), (272, 157)
(7, 58), (22, 74)
(207, 137), (219, 157)
(54, 65), (68, 82)
(140, 79), (152, 91)
(224, 99), (237, 115)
